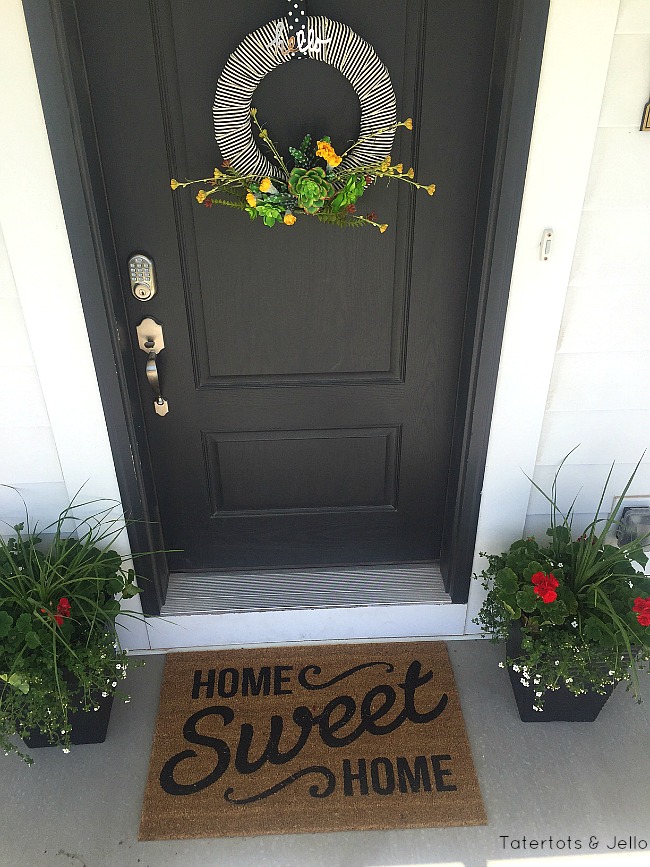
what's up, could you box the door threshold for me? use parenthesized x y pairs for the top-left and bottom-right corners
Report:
(161, 562), (450, 616)
(139, 563), (465, 651)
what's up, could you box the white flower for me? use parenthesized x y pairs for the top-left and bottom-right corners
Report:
(498, 662), (504, 669)
(608, 670), (615, 676)
(533, 705), (543, 712)
(565, 677), (573, 684)
(61, 729), (66, 734)
(116, 664), (122, 670)
(533, 677), (541, 685)
(111, 681), (117, 687)
(571, 621), (578, 628)
(124, 699), (131, 704)
(62, 748), (70, 754)
(101, 692), (108, 698)
(535, 691), (543, 697)
(512, 665), (520, 672)
(521, 678), (529, 686)
(554, 660), (559, 666)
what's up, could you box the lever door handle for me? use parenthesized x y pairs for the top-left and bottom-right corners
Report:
(136, 318), (169, 416)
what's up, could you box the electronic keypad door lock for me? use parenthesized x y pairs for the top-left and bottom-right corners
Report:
(135, 318), (168, 416)
(128, 253), (157, 301)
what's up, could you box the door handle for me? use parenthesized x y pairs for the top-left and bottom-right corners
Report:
(136, 318), (169, 416)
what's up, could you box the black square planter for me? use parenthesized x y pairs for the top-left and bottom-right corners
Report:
(23, 691), (114, 748)
(506, 624), (614, 722)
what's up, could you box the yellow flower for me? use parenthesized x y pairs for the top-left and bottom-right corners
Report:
(170, 178), (179, 190)
(403, 117), (413, 130)
(380, 155), (391, 171)
(213, 168), (223, 179)
(394, 163), (404, 174)
(379, 224), (388, 234)
(407, 168), (415, 179)
(246, 192), (257, 208)
(283, 213), (297, 226)
(316, 140), (342, 167)
(259, 177), (273, 193)
(426, 183), (436, 196)
(196, 189), (207, 204)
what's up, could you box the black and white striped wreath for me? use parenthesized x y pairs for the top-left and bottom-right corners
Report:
(213, 0), (397, 177)
(170, 1), (437, 231)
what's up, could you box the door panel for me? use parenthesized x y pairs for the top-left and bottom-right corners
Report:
(75, 0), (498, 572)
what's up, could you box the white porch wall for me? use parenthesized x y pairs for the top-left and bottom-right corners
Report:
(524, 0), (650, 538)
(2, 0), (642, 647)
(0, 223), (69, 527)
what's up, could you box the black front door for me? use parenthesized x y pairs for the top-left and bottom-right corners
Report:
(72, 0), (498, 573)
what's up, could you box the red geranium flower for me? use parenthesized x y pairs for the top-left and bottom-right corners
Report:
(531, 571), (559, 604)
(632, 596), (650, 627)
(54, 597), (72, 626)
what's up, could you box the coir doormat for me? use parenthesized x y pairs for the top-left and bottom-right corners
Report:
(139, 642), (486, 839)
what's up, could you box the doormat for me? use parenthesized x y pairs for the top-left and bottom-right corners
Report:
(139, 642), (486, 840)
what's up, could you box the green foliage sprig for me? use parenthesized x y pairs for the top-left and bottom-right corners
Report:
(170, 111), (436, 232)
(0, 497), (143, 762)
(475, 450), (650, 711)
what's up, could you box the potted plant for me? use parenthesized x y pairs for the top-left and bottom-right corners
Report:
(0, 498), (142, 762)
(475, 452), (650, 721)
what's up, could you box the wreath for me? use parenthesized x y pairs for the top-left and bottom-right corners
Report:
(170, 2), (436, 231)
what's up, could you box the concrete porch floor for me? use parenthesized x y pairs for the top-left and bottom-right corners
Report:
(2, 639), (649, 867)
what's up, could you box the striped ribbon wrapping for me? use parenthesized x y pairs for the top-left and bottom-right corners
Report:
(213, 14), (397, 180)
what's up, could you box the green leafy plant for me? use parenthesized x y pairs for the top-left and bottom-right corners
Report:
(288, 166), (334, 214)
(0, 497), (143, 762)
(475, 450), (650, 711)
(170, 110), (436, 232)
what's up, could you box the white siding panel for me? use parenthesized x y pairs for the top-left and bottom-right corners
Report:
(0, 366), (53, 428)
(569, 209), (650, 285)
(583, 128), (650, 210)
(557, 285), (650, 353)
(598, 34), (650, 126)
(0, 229), (17, 299)
(0, 482), (70, 530)
(0, 427), (63, 484)
(537, 410), (650, 465)
(548, 351), (650, 412)
(528, 462), (650, 516)
(523, 512), (604, 540)
(616, 0), (650, 31)
(0, 296), (36, 362)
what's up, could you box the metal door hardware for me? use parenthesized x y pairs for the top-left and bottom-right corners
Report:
(128, 253), (157, 301)
(539, 228), (553, 261)
(136, 318), (168, 416)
